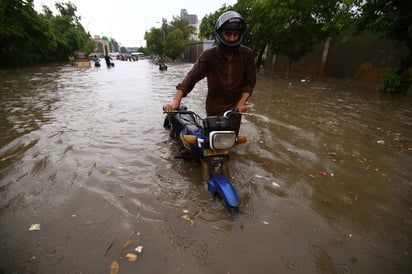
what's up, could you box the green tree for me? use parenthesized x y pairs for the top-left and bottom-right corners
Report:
(356, 0), (411, 52)
(356, 0), (412, 92)
(0, 0), (95, 67)
(145, 16), (196, 58)
(245, 0), (319, 77)
(170, 16), (196, 40)
(164, 29), (185, 60)
(0, 0), (56, 66)
(234, 0), (355, 77)
(145, 27), (164, 55)
(236, 0), (270, 69)
(51, 2), (94, 59)
(137, 46), (149, 56)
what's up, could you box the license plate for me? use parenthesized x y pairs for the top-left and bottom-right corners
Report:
(203, 149), (229, 156)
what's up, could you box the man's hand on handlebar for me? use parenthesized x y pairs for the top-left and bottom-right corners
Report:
(235, 103), (248, 113)
(235, 92), (251, 113)
(163, 101), (179, 112)
(163, 90), (185, 112)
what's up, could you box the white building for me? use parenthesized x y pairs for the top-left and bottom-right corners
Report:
(180, 9), (199, 40)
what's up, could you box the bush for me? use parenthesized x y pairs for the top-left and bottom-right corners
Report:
(381, 68), (412, 93)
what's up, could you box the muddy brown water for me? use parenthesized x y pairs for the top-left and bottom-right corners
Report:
(0, 60), (411, 274)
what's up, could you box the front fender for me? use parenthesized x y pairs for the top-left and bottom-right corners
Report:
(207, 175), (238, 208)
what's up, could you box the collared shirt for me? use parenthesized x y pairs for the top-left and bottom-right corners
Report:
(176, 45), (256, 116)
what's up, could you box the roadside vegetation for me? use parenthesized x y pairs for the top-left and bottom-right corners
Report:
(1, 0), (410, 93)
(0, 0), (94, 67)
(198, 0), (411, 93)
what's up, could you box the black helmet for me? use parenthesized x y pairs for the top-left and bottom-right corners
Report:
(215, 11), (246, 50)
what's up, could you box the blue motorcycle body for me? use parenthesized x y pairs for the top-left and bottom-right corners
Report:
(164, 106), (241, 215)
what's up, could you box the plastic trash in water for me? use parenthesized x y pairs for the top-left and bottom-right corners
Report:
(29, 224), (41, 231)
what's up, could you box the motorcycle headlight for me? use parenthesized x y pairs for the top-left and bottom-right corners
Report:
(209, 131), (236, 150)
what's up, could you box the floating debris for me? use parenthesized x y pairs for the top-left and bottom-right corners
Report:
(126, 253), (138, 262)
(181, 214), (195, 226)
(272, 182), (280, 188)
(123, 239), (135, 249)
(110, 261), (119, 274)
(254, 174), (271, 180)
(29, 224), (41, 231)
(181, 215), (191, 221)
(104, 242), (114, 257)
(135, 246), (143, 253)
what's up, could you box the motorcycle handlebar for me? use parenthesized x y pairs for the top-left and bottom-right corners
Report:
(223, 108), (253, 117)
(223, 108), (238, 117)
(163, 109), (203, 121)
(164, 107), (251, 118)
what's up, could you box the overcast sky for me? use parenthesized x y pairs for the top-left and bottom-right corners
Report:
(34, 0), (237, 47)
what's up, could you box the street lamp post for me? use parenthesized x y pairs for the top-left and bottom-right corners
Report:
(156, 21), (166, 41)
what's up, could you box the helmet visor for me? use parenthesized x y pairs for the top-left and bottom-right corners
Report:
(222, 20), (243, 30)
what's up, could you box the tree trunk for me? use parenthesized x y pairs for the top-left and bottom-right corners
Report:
(319, 37), (331, 78)
(256, 45), (267, 72)
(272, 54), (277, 74)
(264, 45), (272, 71)
(285, 59), (293, 79)
(397, 55), (411, 75)
(256, 51), (263, 72)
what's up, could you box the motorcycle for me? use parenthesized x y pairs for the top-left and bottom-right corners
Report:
(163, 105), (247, 215)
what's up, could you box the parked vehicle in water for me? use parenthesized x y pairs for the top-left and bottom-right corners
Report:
(71, 51), (91, 68)
(163, 105), (248, 215)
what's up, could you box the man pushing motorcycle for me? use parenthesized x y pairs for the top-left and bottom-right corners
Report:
(163, 11), (256, 135)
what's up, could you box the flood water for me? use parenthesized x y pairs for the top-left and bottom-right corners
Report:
(0, 59), (411, 274)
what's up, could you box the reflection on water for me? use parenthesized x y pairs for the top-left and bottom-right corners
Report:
(0, 60), (411, 273)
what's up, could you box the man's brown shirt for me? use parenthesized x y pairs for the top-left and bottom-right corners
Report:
(176, 45), (256, 116)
